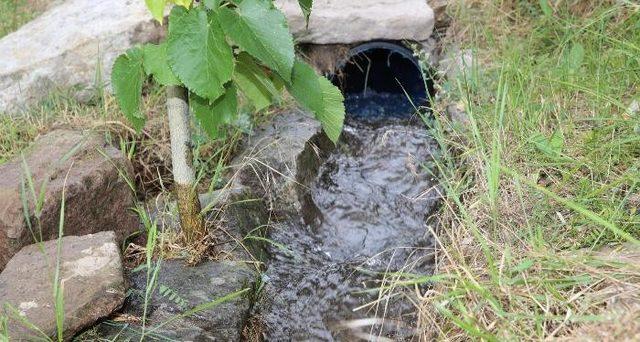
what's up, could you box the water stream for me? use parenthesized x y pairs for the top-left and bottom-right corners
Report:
(254, 92), (440, 340)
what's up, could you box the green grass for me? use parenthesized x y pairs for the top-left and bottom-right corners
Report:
(0, 84), (246, 199)
(414, 1), (640, 340)
(0, 0), (48, 38)
(1, 166), (245, 341)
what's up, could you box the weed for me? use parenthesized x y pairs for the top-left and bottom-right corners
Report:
(0, 0), (49, 38)
(414, 1), (640, 340)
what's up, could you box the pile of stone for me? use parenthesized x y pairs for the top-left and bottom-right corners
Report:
(0, 130), (255, 340)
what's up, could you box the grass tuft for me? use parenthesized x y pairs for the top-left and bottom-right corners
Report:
(417, 1), (640, 340)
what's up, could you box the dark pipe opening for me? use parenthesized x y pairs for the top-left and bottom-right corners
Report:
(331, 42), (433, 121)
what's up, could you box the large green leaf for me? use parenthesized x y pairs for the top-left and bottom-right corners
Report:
(167, 6), (234, 101)
(316, 76), (345, 143)
(287, 60), (323, 112)
(219, 0), (294, 81)
(112, 47), (146, 131)
(142, 43), (180, 86)
(190, 85), (238, 139)
(145, 0), (166, 23)
(298, 0), (312, 23)
(234, 53), (280, 111)
(170, 0), (192, 8)
(287, 60), (344, 143)
(204, 0), (222, 10)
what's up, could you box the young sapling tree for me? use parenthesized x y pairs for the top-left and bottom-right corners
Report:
(112, 0), (345, 245)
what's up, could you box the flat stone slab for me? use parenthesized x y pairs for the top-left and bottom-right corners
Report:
(0, 0), (160, 113)
(275, 0), (435, 44)
(0, 129), (139, 271)
(0, 231), (126, 340)
(1, 0), (435, 113)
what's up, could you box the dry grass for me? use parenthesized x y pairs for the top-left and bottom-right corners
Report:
(0, 87), (177, 196)
(414, 0), (640, 340)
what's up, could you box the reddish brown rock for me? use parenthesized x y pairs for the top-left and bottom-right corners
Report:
(0, 129), (139, 271)
(0, 231), (126, 340)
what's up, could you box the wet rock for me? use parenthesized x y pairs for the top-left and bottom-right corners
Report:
(0, 129), (139, 271)
(218, 109), (334, 265)
(87, 260), (256, 341)
(275, 0), (435, 44)
(0, 231), (126, 340)
(229, 109), (332, 219)
(0, 0), (161, 113)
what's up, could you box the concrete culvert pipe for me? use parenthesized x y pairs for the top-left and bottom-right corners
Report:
(330, 41), (434, 120)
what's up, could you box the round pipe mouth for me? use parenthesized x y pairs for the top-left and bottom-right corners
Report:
(330, 41), (432, 121)
(334, 41), (423, 75)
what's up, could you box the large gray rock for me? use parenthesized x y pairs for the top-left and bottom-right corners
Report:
(0, 231), (126, 340)
(215, 110), (332, 263)
(0, 0), (160, 113)
(85, 260), (256, 341)
(228, 110), (331, 218)
(0, 129), (139, 271)
(1, 0), (435, 113)
(275, 0), (435, 44)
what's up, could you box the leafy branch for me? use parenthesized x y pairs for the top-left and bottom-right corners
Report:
(111, 0), (344, 244)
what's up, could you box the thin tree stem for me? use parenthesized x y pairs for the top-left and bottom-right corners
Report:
(166, 85), (205, 244)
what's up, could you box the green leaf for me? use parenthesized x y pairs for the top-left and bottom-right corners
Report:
(566, 43), (585, 73)
(512, 259), (534, 273)
(287, 60), (344, 143)
(531, 130), (564, 157)
(219, 0), (295, 81)
(271, 72), (285, 93)
(539, 0), (552, 16)
(145, 0), (166, 23)
(234, 53), (280, 111)
(142, 43), (181, 86)
(204, 0), (222, 10)
(190, 85), (238, 139)
(112, 47), (146, 131)
(169, 0), (192, 8)
(287, 60), (323, 112)
(298, 0), (312, 24)
(167, 6), (234, 100)
(316, 76), (345, 143)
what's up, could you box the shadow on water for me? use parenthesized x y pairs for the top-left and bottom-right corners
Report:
(254, 42), (440, 341)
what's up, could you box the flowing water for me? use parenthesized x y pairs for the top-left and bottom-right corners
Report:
(254, 92), (440, 340)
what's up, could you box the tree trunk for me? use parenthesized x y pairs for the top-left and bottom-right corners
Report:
(166, 85), (205, 244)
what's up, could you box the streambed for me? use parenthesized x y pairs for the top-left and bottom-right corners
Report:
(254, 113), (440, 340)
